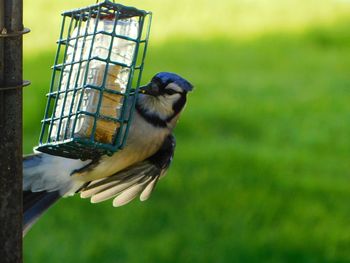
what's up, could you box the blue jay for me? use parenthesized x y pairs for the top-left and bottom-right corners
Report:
(23, 72), (193, 235)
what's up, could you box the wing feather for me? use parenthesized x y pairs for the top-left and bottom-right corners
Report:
(140, 177), (159, 202)
(113, 183), (147, 207)
(80, 180), (117, 199)
(91, 175), (148, 203)
(79, 134), (176, 206)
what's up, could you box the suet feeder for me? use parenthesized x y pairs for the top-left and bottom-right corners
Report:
(35, 1), (152, 160)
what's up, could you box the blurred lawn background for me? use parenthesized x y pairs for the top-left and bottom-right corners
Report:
(23, 0), (350, 262)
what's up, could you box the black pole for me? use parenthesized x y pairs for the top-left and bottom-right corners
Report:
(0, 0), (25, 262)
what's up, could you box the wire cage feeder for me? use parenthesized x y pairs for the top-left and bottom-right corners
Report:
(35, 1), (152, 160)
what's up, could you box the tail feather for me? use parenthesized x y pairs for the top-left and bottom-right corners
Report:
(23, 152), (88, 194)
(23, 191), (61, 236)
(22, 153), (87, 236)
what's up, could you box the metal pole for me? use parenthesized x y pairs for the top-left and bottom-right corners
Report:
(0, 0), (24, 261)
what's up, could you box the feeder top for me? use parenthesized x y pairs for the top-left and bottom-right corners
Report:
(62, 0), (150, 20)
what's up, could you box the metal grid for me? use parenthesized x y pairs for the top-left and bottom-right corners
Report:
(36, 1), (152, 160)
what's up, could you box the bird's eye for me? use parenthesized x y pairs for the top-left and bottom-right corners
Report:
(165, 89), (178, 95)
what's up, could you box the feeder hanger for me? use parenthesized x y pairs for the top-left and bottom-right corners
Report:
(0, 27), (31, 91)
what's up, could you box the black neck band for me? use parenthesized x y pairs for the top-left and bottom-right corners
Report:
(136, 103), (168, 128)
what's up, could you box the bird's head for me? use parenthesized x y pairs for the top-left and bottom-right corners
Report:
(137, 72), (193, 126)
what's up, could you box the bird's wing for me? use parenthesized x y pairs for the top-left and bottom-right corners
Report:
(79, 134), (176, 207)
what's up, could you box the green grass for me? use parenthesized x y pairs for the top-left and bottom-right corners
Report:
(24, 0), (350, 53)
(23, 1), (350, 262)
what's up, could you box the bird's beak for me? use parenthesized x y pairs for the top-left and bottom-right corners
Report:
(138, 82), (159, 96)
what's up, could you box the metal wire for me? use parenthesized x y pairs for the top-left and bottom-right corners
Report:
(0, 80), (31, 91)
(0, 27), (30, 38)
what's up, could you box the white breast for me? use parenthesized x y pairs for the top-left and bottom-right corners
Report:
(72, 110), (170, 182)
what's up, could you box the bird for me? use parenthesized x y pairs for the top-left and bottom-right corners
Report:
(23, 72), (193, 235)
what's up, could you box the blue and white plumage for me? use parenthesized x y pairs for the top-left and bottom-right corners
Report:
(23, 72), (193, 235)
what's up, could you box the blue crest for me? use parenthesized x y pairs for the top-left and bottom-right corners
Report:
(154, 72), (194, 92)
